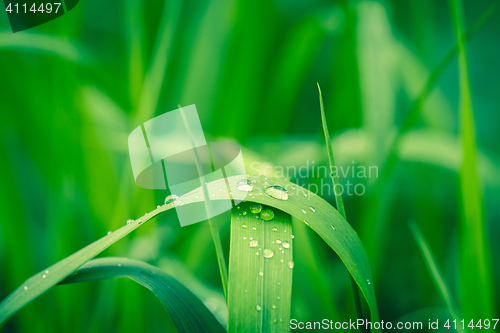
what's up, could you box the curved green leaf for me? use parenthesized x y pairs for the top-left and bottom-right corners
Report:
(0, 205), (174, 324)
(59, 257), (225, 333)
(181, 175), (380, 326)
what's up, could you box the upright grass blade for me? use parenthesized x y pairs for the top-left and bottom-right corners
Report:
(449, 0), (495, 320)
(59, 257), (225, 333)
(228, 202), (293, 332)
(360, 3), (497, 268)
(380, 3), (497, 185)
(134, 0), (182, 122)
(318, 83), (363, 329)
(408, 221), (465, 333)
(179, 105), (228, 300)
(317, 83), (345, 218)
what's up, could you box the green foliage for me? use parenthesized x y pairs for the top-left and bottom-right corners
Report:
(228, 202), (293, 332)
(60, 257), (225, 333)
(1, 0), (499, 332)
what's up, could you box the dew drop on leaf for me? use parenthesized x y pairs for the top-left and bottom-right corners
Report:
(260, 208), (275, 221)
(309, 206), (316, 212)
(249, 240), (258, 247)
(263, 249), (274, 258)
(250, 203), (262, 213)
(164, 194), (179, 205)
(264, 185), (289, 200)
(256, 305), (261, 311)
(282, 241), (290, 249)
(236, 179), (253, 192)
(287, 261), (294, 269)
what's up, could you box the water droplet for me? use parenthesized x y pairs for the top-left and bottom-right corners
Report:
(45, 270), (49, 274)
(236, 179), (253, 192)
(304, 220), (309, 225)
(276, 239), (282, 244)
(277, 296), (280, 299)
(331, 225), (335, 230)
(237, 206), (241, 209)
(282, 241), (290, 249)
(264, 185), (289, 200)
(256, 305), (261, 311)
(165, 194), (179, 205)
(256, 252), (259, 255)
(118, 264), (121, 267)
(273, 319), (278, 324)
(242, 224), (247, 229)
(367, 279), (371, 285)
(137, 219), (143, 225)
(249, 240), (258, 247)
(263, 249), (274, 258)
(252, 227), (257, 231)
(291, 235), (294, 239)
(309, 206), (316, 212)
(24, 286), (28, 290)
(272, 304), (276, 309)
(243, 237), (247, 240)
(42, 275), (46, 278)
(301, 209), (307, 214)
(107, 231), (112, 236)
(287, 261), (294, 269)
(272, 227), (278, 232)
(280, 259), (284, 263)
(126, 219), (134, 225)
(260, 208), (275, 221)
(259, 271), (264, 276)
(157, 205), (161, 209)
(243, 211), (247, 215)
(250, 203), (262, 213)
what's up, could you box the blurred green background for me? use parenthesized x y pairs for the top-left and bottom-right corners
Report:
(0, 0), (499, 332)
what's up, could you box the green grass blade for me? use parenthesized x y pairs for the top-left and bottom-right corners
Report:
(380, 3), (497, 184)
(318, 83), (363, 329)
(182, 175), (379, 328)
(449, 0), (495, 320)
(317, 83), (345, 218)
(0, 204), (174, 325)
(59, 257), (225, 333)
(228, 202), (293, 332)
(134, 0), (182, 122)
(178, 105), (228, 300)
(408, 221), (465, 333)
